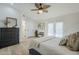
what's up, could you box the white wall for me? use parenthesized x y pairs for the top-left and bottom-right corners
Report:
(45, 12), (79, 36)
(26, 20), (38, 37)
(0, 5), (20, 27)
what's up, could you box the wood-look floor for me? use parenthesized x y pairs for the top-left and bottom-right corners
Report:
(0, 40), (29, 55)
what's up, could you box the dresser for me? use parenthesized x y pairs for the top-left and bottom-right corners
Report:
(0, 28), (19, 48)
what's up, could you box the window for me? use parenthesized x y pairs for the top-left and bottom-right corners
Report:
(48, 23), (54, 36)
(48, 22), (63, 38)
(55, 22), (63, 37)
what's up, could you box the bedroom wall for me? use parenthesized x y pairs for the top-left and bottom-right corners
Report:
(25, 19), (38, 37)
(45, 12), (79, 36)
(0, 5), (20, 27)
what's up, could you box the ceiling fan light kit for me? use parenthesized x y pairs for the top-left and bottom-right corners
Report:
(38, 10), (43, 14)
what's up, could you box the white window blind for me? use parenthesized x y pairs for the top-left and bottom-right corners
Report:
(48, 22), (63, 38)
(55, 22), (63, 37)
(48, 23), (54, 36)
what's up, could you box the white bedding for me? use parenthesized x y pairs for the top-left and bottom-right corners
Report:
(29, 36), (54, 48)
(30, 37), (79, 55)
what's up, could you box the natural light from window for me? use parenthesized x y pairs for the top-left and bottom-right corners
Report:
(48, 23), (54, 36)
(55, 22), (63, 37)
(48, 22), (63, 38)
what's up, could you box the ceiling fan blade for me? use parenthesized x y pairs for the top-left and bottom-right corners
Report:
(31, 9), (38, 11)
(35, 3), (42, 8)
(43, 9), (48, 13)
(43, 5), (50, 9)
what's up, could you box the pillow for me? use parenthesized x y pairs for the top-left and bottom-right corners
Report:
(59, 32), (79, 51)
(66, 33), (76, 48)
(66, 32), (79, 51)
(72, 32), (79, 51)
(59, 37), (68, 46)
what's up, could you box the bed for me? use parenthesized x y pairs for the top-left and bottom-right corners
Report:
(29, 37), (79, 55)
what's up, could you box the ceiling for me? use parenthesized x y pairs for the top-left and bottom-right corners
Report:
(1, 3), (79, 20)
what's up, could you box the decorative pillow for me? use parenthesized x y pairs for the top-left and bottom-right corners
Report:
(59, 32), (79, 51)
(66, 32), (79, 51)
(66, 33), (76, 48)
(72, 32), (79, 51)
(59, 37), (67, 46)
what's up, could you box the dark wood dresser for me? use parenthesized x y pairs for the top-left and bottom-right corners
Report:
(0, 28), (19, 48)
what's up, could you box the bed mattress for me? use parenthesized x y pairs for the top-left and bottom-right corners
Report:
(33, 38), (79, 55)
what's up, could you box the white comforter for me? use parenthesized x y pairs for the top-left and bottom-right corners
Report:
(29, 36), (54, 48)
(29, 37), (79, 55)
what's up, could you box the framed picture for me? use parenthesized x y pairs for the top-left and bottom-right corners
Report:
(5, 17), (17, 27)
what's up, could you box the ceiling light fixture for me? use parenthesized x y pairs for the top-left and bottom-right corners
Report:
(38, 10), (43, 14)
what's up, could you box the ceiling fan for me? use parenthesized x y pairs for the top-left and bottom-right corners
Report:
(31, 3), (50, 14)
